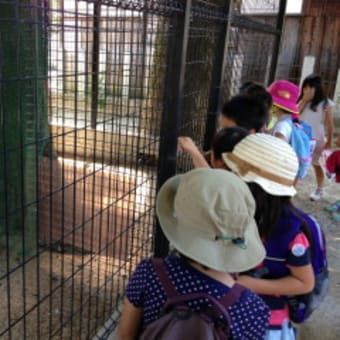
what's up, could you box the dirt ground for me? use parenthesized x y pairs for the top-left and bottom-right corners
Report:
(0, 251), (130, 339)
(294, 171), (340, 339)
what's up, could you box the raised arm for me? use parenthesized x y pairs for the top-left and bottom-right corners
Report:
(178, 137), (210, 168)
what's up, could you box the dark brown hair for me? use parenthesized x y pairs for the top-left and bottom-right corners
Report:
(211, 127), (248, 161)
(297, 75), (327, 111)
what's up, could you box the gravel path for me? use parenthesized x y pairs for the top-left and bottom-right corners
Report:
(294, 171), (340, 339)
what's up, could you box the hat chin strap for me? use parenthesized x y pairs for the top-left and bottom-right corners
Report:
(228, 153), (294, 186)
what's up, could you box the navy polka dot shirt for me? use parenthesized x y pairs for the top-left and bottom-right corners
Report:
(126, 255), (269, 339)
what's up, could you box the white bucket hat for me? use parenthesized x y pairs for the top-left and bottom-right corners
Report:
(156, 168), (265, 273)
(222, 133), (299, 197)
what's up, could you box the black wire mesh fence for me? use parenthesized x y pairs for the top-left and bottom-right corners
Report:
(0, 0), (285, 339)
(222, 0), (286, 100)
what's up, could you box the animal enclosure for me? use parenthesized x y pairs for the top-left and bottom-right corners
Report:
(0, 0), (286, 338)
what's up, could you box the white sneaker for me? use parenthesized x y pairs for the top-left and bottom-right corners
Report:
(310, 189), (323, 201)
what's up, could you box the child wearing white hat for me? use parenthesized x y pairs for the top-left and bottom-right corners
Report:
(117, 168), (270, 339)
(223, 133), (316, 340)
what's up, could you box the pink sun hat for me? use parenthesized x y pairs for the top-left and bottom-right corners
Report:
(268, 80), (300, 114)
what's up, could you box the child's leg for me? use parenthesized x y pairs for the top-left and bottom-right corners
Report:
(310, 164), (325, 201)
(313, 164), (325, 189)
(310, 141), (326, 201)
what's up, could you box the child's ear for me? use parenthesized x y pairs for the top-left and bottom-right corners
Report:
(213, 159), (227, 169)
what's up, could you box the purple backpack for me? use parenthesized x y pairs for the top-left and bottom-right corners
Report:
(248, 208), (328, 323)
(286, 211), (329, 323)
(140, 258), (245, 340)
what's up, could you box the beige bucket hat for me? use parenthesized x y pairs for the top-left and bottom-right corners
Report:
(156, 168), (265, 273)
(222, 133), (299, 197)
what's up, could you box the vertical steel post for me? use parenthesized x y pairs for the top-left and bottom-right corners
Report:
(268, 0), (287, 84)
(203, 0), (233, 151)
(154, 1), (192, 257)
(91, 2), (101, 129)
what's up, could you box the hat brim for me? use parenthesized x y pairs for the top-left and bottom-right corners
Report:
(223, 153), (296, 197)
(156, 174), (266, 273)
(272, 98), (299, 114)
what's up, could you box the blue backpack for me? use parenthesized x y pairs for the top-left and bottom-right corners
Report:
(286, 210), (329, 323)
(286, 118), (314, 179)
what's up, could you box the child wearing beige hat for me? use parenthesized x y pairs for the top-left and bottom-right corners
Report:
(117, 168), (269, 339)
(223, 133), (317, 340)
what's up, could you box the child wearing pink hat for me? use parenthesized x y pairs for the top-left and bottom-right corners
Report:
(268, 80), (300, 141)
(268, 80), (313, 182)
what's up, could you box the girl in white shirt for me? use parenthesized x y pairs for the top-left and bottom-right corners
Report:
(298, 75), (334, 201)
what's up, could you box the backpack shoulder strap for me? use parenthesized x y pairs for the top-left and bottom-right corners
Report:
(218, 284), (246, 308)
(151, 258), (245, 326)
(151, 257), (178, 298)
